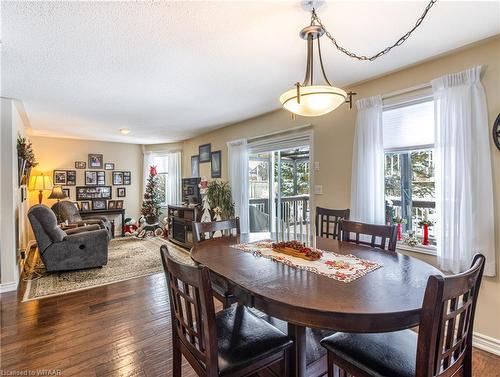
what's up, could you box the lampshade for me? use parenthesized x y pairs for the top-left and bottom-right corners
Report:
(48, 185), (68, 200)
(280, 85), (347, 117)
(28, 174), (53, 191)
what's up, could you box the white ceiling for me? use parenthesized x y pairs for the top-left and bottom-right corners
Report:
(2, 1), (499, 144)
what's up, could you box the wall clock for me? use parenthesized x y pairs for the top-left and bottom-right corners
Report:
(494, 113), (500, 151)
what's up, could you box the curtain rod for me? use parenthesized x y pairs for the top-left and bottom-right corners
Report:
(381, 82), (432, 101)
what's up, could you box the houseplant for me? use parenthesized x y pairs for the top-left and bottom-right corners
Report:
(206, 180), (235, 220)
(16, 135), (38, 185)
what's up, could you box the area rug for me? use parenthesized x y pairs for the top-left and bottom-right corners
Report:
(23, 237), (193, 302)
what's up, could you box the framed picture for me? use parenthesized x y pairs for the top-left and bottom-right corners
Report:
(115, 200), (124, 209)
(76, 186), (112, 200)
(123, 171), (131, 185)
(53, 170), (67, 185)
(211, 151), (221, 178)
(112, 171), (123, 185)
(92, 199), (107, 210)
(108, 200), (116, 209)
(88, 154), (103, 169)
(80, 201), (90, 212)
(117, 187), (126, 197)
(75, 161), (86, 169)
(85, 171), (97, 185)
(104, 163), (114, 170)
(72, 202), (80, 210)
(97, 171), (105, 186)
(199, 144), (211, 163)
(66, 170), (76, 186)
(191, 155), (200, 177)
(62, 188), (70, 198)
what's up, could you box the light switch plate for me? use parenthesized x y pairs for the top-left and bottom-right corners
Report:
(314, 185), (323, 195)
(314, 161), (320, 171)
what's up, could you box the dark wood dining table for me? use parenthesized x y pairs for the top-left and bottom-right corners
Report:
(191, 233), (442, 377)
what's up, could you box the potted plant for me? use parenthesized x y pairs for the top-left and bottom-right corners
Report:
(206, 180), (235, 220)
(16, 135), (38, 186)
(392, 216), (407, 241)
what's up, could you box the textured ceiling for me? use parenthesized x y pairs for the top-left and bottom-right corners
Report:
(1, 1), (499, 144)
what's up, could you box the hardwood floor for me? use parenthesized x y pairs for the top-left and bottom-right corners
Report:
(1, 272), (499, 377)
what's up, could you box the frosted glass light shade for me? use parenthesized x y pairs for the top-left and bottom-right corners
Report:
(280, 85), (347, 117)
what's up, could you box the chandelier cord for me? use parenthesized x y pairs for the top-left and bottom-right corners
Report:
(311, 0), (438, 61)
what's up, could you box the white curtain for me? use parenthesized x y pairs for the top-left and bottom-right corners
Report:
(350, 95), (385, 225)
(142, 151), (154, 197)
(227, 139), (249, 233)
(432, 66), (495, 276)
(167, 151), (182, 206)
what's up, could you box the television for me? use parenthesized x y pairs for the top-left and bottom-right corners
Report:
(182, 178), (201, 205)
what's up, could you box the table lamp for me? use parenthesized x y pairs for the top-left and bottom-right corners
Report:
(29, 173), (53, 204)
(48, 185), (68, 203)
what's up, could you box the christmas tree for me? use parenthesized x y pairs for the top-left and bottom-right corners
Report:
(141, 166), (162, 224)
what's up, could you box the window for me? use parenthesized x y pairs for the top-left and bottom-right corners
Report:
(153, 155), (168, 207)
(383, 99), (437, 247)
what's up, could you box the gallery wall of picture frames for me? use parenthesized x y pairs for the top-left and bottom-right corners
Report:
(54, 154), (131, 210)
(192, 143), (222, 179)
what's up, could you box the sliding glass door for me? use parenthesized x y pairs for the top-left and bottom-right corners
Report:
(248, 144), (311, 240)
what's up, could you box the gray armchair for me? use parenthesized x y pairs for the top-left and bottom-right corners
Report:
(52, 200), (113, 239)
(28, 204), (108, 272)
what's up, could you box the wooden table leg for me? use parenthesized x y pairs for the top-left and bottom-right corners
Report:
(288, 323), (307, 377)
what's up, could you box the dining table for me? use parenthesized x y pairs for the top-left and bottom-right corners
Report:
(190, 232), (442, 377)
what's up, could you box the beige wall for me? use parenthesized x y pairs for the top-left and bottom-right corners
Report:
(29, 136), (143, 233)
(172, 37), (500, 341)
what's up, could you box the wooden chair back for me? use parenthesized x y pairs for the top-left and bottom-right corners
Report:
(315, 207), (350, 239)
(340, 220), (397, 251)
(160, 244), (218, 376)
(416, 254), (485, 377)
(193, 218), (240, 244)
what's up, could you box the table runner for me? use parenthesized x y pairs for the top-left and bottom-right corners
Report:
(231, 240), (382, 283)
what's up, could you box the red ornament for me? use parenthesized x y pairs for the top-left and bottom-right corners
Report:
(422, 224), (429, 245)
(397, 223), (402, 241)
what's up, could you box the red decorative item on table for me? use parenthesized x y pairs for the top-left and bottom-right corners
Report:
(422, 224), (429, 245)
(392, 216), (406, 241)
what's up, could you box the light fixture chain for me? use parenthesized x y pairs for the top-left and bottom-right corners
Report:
(312, 0), (437, 61)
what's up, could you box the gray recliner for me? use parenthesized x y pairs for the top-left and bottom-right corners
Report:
(52, 200), (113, 239)
(28, 204), (108, 272)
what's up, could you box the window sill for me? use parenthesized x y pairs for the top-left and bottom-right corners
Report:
(396, 242), (437, 256)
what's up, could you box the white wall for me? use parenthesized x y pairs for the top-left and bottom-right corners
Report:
(1, 98), (28, 292)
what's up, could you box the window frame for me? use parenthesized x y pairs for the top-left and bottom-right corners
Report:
(382, 96), (437, 255)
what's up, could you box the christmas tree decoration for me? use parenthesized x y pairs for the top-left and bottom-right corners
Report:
(212, 207), (223, 238)
(141, 166), (162, 225)
(199, 178), (212, 239)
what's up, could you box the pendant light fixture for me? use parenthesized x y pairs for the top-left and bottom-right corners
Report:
(280, 0), (437, 117)
(279, 10), (354, 117)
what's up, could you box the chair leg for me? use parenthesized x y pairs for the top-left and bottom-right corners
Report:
(327, 351), (334, 377)
(282, 349), (290, 377)
(172, 335), (182, 377)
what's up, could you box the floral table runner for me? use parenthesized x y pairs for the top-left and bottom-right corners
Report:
(231, 240), (382, 283)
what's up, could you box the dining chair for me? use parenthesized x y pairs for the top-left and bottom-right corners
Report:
(320, 254), (485, 377)
(315, 207), (350, 239)
(340, 220), (397, 251)
(193, 218), (241, 244)
(160, 244), (293, 377)
(193, 218), (240, 308)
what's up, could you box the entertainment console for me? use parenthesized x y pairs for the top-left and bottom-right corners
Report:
(167, 205), (201, 249)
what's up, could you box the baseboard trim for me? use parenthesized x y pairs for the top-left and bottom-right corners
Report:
(0, 281), (19, 293)
(473, 332), (500, 356)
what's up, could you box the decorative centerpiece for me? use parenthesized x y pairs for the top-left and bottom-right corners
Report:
(418, 212), (434, 246)
(271, 240), (323, 261)
(392, 216), (407, 241)
(403, 231), (419, 247)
